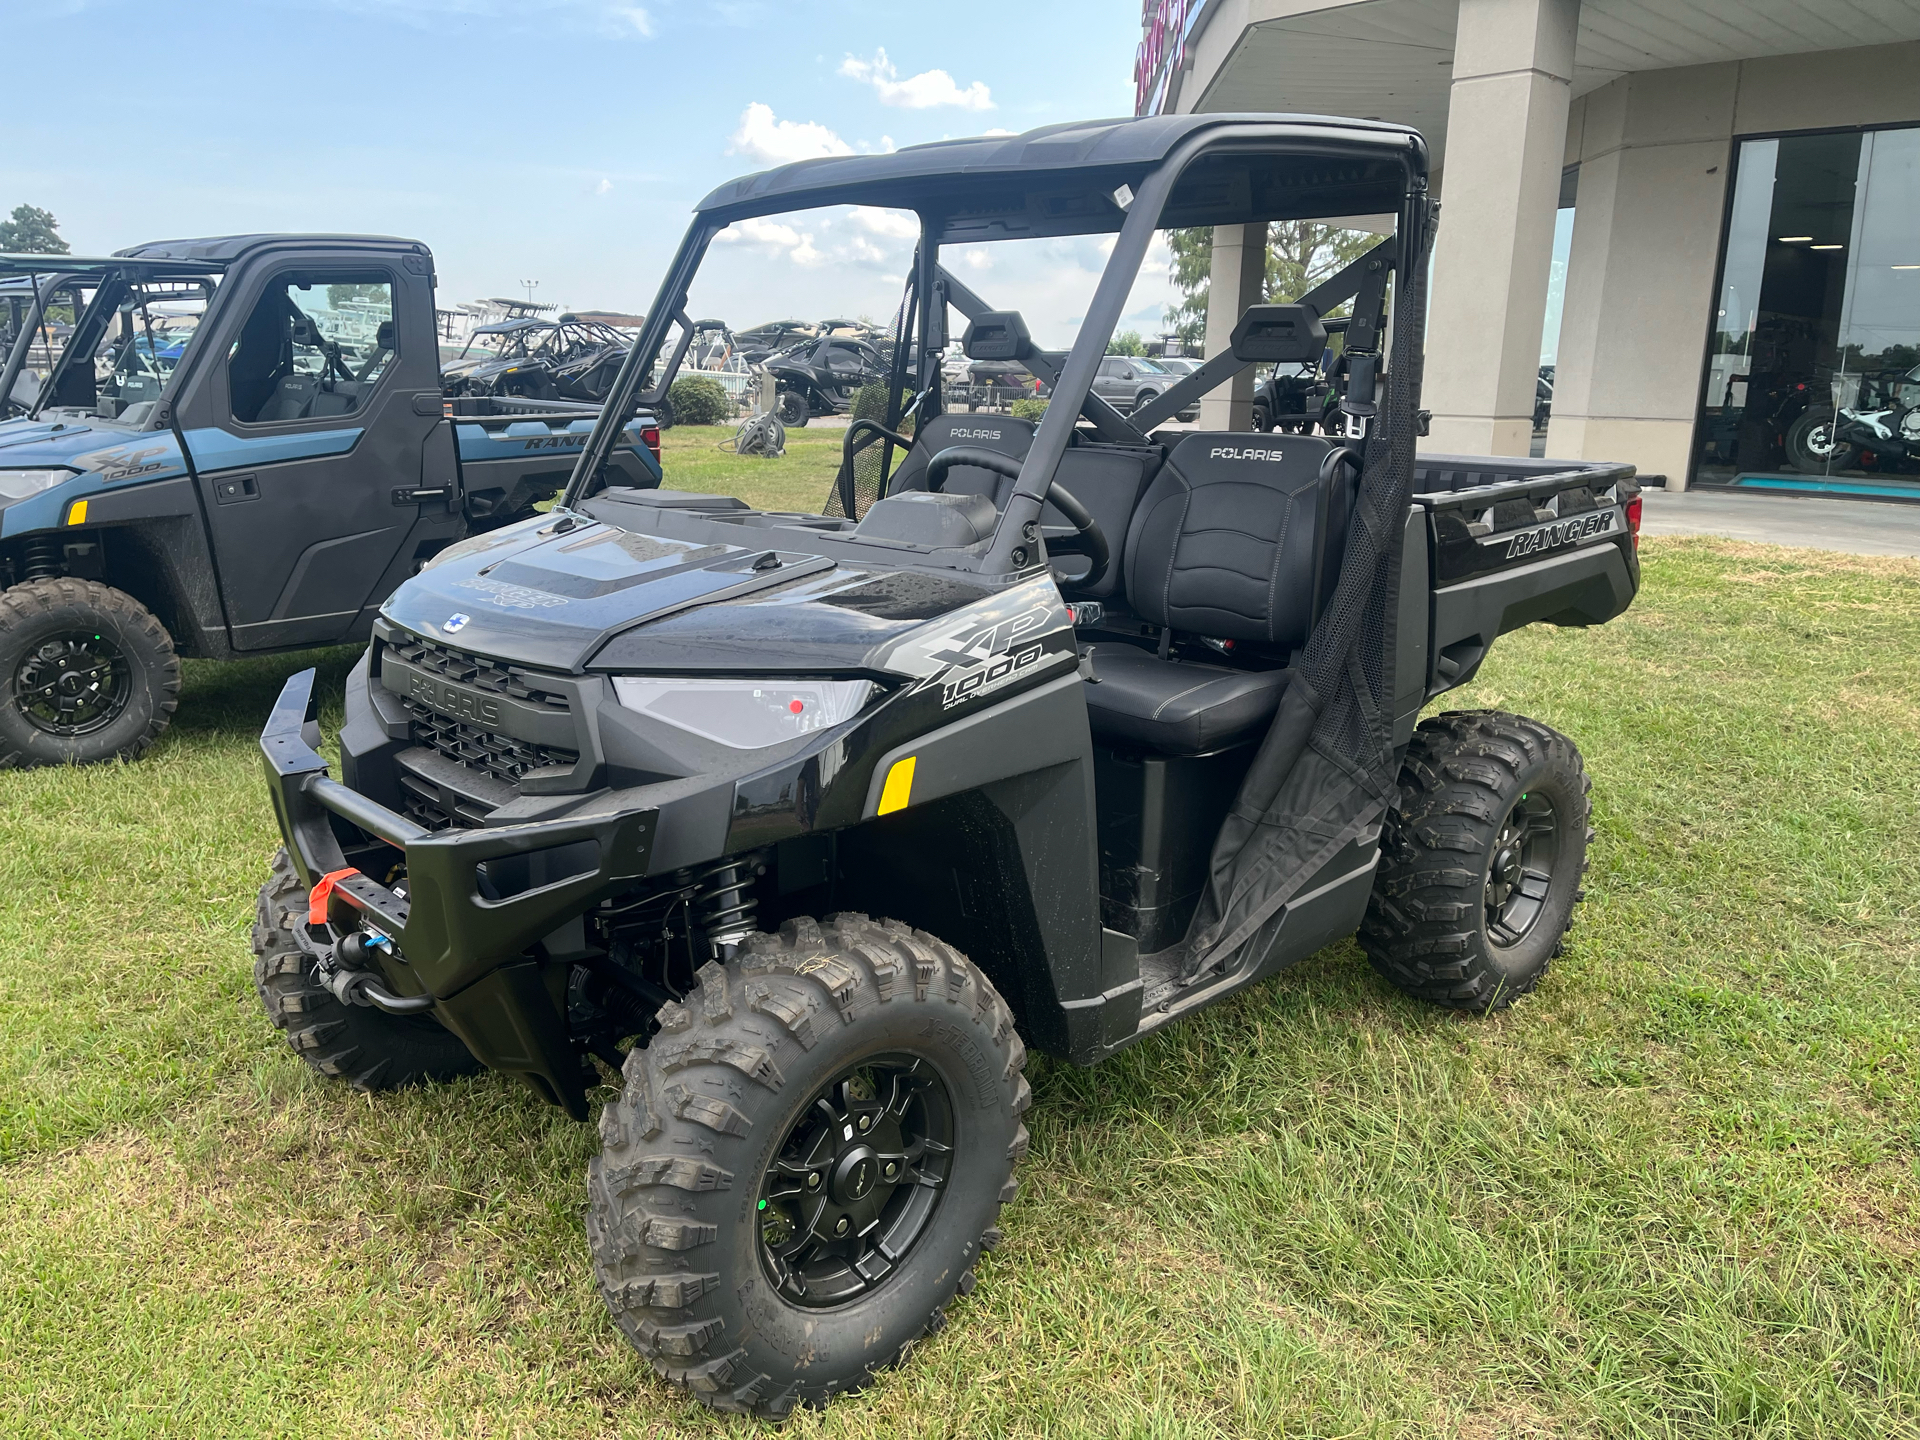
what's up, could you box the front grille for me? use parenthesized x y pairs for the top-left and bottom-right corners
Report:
(403, 700), (580, 787)
(384, 632), (573, 710)
(401, 787), (458, 832)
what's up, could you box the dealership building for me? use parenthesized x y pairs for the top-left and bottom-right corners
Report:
(1138, 0), (1920, 492)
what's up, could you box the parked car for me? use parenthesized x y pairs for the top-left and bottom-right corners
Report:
(0, 237), (661, 767)
(1091, 353), (1198, 419)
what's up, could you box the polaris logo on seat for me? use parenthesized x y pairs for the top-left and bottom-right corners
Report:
(948, 428), (1002, 441)
(1210, 446), (1284, 462)
(1501, 509), (1617, 560)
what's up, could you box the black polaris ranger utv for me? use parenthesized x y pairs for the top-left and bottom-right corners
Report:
(251, 114), (1641, 1419)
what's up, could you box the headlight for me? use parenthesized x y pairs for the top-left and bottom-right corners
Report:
(0, 468), (77, 500)
(612, 677), (873, 749)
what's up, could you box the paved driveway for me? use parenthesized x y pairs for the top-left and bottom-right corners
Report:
(1643, 488), (1920, 558)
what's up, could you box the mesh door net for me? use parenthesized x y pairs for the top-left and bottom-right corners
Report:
(1176, 214), (1433, 981)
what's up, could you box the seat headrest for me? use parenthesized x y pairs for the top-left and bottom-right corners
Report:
(1231, 304), (1326, 364)
(916, 412), (1034, 452)
(962, 310), (1031, 361)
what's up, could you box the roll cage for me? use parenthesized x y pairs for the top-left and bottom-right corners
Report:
(560, 115), (1432, 577)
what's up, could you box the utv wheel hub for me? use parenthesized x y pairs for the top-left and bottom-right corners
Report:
(13, 633), (132, 737)
(1484, 792), (1560, 948)
(832, 1146), (881, 1203)
(756, 1053), (954, 1309)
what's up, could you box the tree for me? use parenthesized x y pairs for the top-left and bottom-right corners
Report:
(1108, 330), (1146, 357)
(0, 205), (70, 255)
(1163, 222), (1380, 347)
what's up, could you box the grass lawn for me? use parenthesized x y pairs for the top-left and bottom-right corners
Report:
(1, 441), (1917, 1437)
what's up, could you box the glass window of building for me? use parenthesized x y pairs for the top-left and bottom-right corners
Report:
(1697, 125), (1920, 495)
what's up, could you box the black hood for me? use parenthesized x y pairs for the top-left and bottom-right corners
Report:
(385, 512), (1003, 676)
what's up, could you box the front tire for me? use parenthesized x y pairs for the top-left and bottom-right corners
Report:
(589, 914), (1029, 1420)
(0, 578), (179, 768)
(775, 389), (810, 428)
(251, 849), (482, 1090)
(1360, 712), (1591, 1010)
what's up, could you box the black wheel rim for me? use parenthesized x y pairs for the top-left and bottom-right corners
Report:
(13, 630), (132, 737)
(1485, 790), (1560, 947)
(756, 1053), (954, 1309)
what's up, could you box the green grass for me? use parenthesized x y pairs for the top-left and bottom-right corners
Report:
(653, 420), (847, 512)
(1, 456), (1917, 1436)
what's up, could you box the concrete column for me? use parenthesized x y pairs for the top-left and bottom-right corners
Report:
(1421, 0), (1579, 456)
(1546, 67), (1736, 488)
(1198, 221), (1266, 430)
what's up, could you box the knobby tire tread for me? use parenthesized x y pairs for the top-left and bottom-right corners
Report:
(589, 913), (1027, 1421)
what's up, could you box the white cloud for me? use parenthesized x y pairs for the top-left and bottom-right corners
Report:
(839, 49), (993, 111)
(852, 207), (919, 240)
(962, 248), (992, 271)
(983, 128), (1018, 137)
(715, 215), (824, 266)
(727, 103), (854, 167)
(607, 4), (651, 35)
(595, 177), (613, 195)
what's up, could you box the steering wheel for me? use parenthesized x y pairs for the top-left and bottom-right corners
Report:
(925, 445), (1108, 589)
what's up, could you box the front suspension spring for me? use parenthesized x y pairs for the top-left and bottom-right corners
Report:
(692, 856), (763, 953)
(21, 536), (61, 582)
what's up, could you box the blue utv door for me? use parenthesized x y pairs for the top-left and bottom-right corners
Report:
(181, 257), (459, 651)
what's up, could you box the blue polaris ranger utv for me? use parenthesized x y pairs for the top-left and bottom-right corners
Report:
(0, 236), (662, 767)
(250, 115), (1641, 1419)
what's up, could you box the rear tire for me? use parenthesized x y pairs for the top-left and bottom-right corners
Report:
(589, 914), (1029, 1420)
(251, 848), (481, 1090)
(0, 578), (179, 768)
(1360, 711), (1591, 1011)
(1786, 409), (1855, 473)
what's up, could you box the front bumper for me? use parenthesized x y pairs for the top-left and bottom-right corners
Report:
(261, 667), (659, 1115)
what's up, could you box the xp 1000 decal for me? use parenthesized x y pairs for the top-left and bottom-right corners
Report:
(881, 577), (1076, 711)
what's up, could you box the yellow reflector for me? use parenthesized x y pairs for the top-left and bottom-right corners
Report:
(67, 498), (88, 525)
(877, 756), (916, 815)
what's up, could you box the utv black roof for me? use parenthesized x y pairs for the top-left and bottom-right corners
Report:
(1, 235), (430, 283)
(115, 234), (428, 263)
(695, 112), (1427, 238)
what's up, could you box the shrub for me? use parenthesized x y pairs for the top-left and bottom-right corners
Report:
(668, 375), (731, 427)
(1010, 397), (1049, 422)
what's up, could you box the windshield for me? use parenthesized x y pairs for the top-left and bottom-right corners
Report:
(10, 270), (219, 426)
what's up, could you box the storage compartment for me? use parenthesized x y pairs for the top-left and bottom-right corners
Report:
(1093, 740), (1257, 953)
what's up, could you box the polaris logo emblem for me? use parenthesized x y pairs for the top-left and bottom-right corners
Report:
(1210, 446), (1284, 462)
(442, 613), (470, 633)
(948, 428), (1002, 440)
(1501, 509), (1616, 560)
(452, 576), (569, 609)
(405, 671), (500, 726)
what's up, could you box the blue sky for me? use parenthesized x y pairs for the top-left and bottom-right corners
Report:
(5, 0), (1150, 341)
